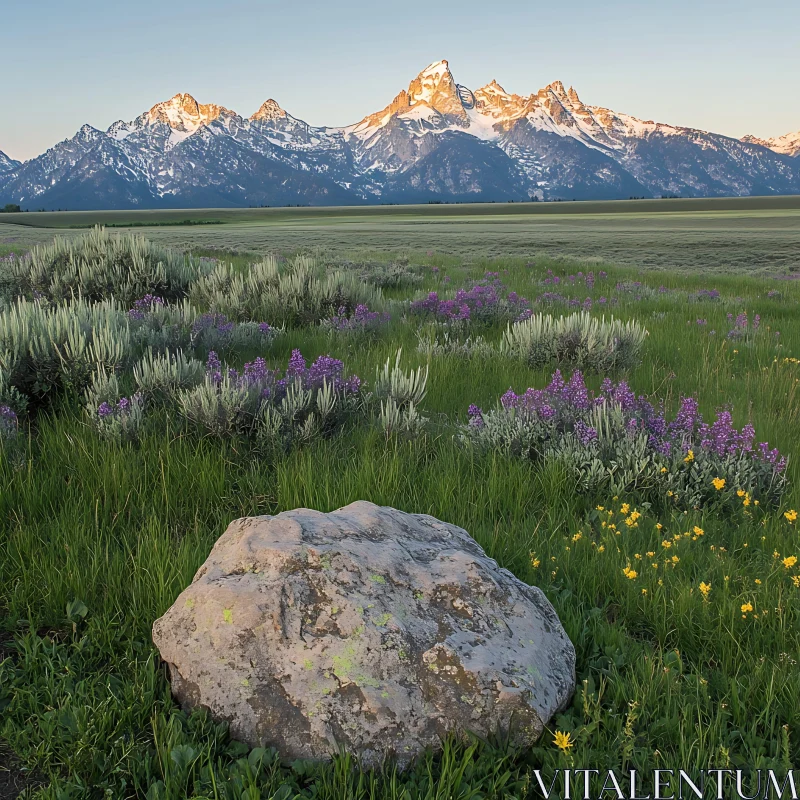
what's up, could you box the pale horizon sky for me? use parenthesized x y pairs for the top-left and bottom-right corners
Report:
(2, 0), (799, 162)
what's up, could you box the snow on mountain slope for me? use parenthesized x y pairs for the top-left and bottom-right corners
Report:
(0, 150), (20, 174)
(742, 130), (800, 157)
(2, 60), (799, 209)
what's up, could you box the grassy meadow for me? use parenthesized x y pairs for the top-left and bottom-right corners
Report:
(0, 209), (799, 799)
(2, 195), (800, 274)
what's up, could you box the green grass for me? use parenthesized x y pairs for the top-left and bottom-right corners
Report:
(1, 245), (800, 798)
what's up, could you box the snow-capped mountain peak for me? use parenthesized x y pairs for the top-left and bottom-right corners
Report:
(106, 93), (238, 151)
(0, 149), (20, 174)
(474, 81), (530, 120)
(742, 129), (800, 157)
(251, 99), (287, 122)
(406, 59), (465, 118)
(142, 92), (233, 132)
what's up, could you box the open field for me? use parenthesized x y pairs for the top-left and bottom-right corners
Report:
(2, 195), (800, 274)
(1, 221), (799, 797)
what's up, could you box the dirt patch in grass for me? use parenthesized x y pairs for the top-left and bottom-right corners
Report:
(0, 742), (46, 800)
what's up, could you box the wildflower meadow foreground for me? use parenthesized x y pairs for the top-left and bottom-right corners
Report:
(0, 228), (799, 798)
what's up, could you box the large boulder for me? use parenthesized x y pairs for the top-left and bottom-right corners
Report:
(152, 502), (575, 767)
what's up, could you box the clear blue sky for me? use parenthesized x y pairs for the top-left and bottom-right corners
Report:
(2, 0), (798, 161)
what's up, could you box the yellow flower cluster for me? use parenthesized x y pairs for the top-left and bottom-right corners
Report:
(785, 509), (798, 523)
(699, 581), (711, 600)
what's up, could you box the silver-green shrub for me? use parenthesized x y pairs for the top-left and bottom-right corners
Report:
(373, 350), (429, 435)
(190, 255), (382, 327)
(133, 350), (204, 405)
(178, 350), (364, 446)
(179, 374), (256, 438)
(83, 366), (146, 441)
(0, 226), (208, 304)
(501, 311), (647, 372)
(344, 260), (424, 289)
(0, 297), (132, 400)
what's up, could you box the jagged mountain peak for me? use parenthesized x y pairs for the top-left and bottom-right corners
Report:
(353, 58), (468, 131)
(251, 99), (287, 122)
(141, 93), (234, 132)
(742, 129), (800, 157)
(484, 79), (507, 94)
(416, 59), (452, 80)
(0, 149), (20, 172)
(546, 80), (567, 96)
(406, 59), (465, 118)
(76, 124), (104, 142)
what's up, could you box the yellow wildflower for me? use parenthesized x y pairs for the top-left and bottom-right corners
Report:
(737, 489), (746, 498)
(598, 545), (606, 553)
(712, 477), (726, 491)
(741, 602), (754, 614)
(662, 540), (672, 549)
(693, 526), (704, 536)
(660, 467), (668, 474)
(622, 565), (638, 580)
(684, 450), (695, 463)
(783, 555), (798, 569)
(784, 510), (798, 523)
(792, 576), (800, 588)
(621, 503), (630, 515)
(553, 731), (573, 752)
(641, 588), (648, 595)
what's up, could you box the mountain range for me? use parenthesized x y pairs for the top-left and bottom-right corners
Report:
(1, 60), (799, 210)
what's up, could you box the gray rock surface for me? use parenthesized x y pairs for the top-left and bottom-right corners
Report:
(152, 501), (576, 766)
